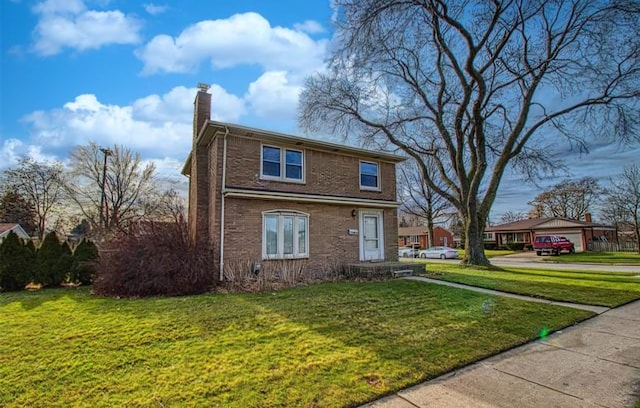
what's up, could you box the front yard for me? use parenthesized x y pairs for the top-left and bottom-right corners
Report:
(419, 263), (640, 307)
(0, 281), (592, 408)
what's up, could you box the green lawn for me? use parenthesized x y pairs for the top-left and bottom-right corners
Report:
(542, 251), (640, 265)
(0, 282), (592, 408)
(420, 263), (640, 307)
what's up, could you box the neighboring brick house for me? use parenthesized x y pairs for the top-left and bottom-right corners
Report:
(398, 226), (454, 249)
(485, 215), (617, 252)
(183, 86), (404, 281)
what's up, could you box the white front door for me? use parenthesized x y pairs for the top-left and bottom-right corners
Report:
(360, 210), (384, 261)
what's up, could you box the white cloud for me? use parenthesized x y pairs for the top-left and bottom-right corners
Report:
(21, 85), (246, 159)
(293, 20), (325, 34)
(0, 138), (26, 168)
(143, 3), (167, 15)
(136, 12), (328, 75)
(132, 85), (245, 123)
(245, 71), (302, 120)
(0, 137), (61, 170)
(32, 0), (141, 56)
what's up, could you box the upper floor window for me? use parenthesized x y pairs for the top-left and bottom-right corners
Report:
(261, 145), (304, 182)
(263, 210), (309, 259)
(360, 161), (380, 190)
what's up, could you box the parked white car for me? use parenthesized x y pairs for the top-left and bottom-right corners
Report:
(398, 247), (419, 258)
(418, 246), (459, 259)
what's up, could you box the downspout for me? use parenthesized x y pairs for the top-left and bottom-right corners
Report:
(219, 127), (229, 282)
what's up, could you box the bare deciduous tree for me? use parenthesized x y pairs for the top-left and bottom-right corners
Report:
(0, 188), (38, 235)
(398, 159), (455, 246)
(65, 142), (165, 233)
(528, 177), (601, 220)
(601, 164), (640, 253)
(499, 210), (527, 224)
(1, 157), (64, 239)
(299, 0), (640, 265)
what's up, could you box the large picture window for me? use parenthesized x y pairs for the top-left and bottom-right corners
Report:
(263, 211), (309, 259)
(261, 145), (304, 182)
(360, 161), (380, 190)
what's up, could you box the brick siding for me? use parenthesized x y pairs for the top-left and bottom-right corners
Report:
(225, 135), (397, 201)
(222, 198), (398, 272)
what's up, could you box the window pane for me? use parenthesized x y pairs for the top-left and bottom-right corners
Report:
(265, 215), (278, 255)
(283, 216), (294, 255)
(263, 146), (281, 177)
(297, 217), (306, 254)
(286, 164), (302, 180)
(263, 146), (281, 162)
(263, 161), (280, 177)
(360, 162), (378, 175)
(285, 150), (302, 165)
(361, 174), (378, 188)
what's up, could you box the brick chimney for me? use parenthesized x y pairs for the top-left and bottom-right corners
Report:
(189, 83), (212, 248)
(193, 83), (211, 142)
(585, 213), (592, 223)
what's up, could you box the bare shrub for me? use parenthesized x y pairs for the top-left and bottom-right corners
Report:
(93, 218), (215, 297)
(221, 258), (347, 293)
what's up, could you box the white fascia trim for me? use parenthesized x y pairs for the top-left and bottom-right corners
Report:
(224, 188), (399, 208)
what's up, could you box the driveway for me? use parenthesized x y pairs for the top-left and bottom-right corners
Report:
(420, 253), (640, 273)
(490, 252), (640, 273)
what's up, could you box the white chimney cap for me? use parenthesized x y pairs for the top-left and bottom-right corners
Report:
(197, 83), (210, 92)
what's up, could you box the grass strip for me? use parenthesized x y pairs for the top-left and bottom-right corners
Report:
(422, 264), (640, 307)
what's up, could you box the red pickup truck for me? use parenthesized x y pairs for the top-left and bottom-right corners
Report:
(533, 235), (575, 256)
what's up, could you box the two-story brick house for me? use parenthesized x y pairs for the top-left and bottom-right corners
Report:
(183, 86), (404, 281)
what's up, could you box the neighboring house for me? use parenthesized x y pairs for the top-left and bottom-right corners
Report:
(398, 226), (454, 249)
(183, 85), (404, 281)
(485, 215), (617, 252)
(0, 223), (30, 242)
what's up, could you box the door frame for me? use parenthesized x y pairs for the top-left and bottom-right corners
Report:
(359, 209), (385, 261)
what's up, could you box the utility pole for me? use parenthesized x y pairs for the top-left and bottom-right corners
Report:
(99, 147), (113, 229)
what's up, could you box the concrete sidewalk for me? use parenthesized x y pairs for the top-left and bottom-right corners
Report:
(361, 300), (640, 408)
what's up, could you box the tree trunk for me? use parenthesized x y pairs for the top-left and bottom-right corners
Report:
(462, 212), (490, 266)
(426, 220), (434, 248)
(425, 203), (434, 248)
(38, 217), (45, 240)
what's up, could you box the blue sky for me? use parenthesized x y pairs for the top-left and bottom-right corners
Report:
(1, 0), (637, 221)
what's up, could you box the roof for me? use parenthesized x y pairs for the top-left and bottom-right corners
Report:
(398, 226), (428, 236)
(398, 226), (451, 236)
(0, 223), (30, 239)
(0, 223), (20, 234)
(485, 217), (614, 232)
(183, 121), (406, 175)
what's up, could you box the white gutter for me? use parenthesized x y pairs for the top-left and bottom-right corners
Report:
(224, 188), (400, 208)
(219, 127), (229, 281)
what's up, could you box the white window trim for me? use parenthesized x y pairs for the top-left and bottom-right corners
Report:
(359, 160), (381, 191)
(262, 210), (309, 260)
(260, 144), (305, 184)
